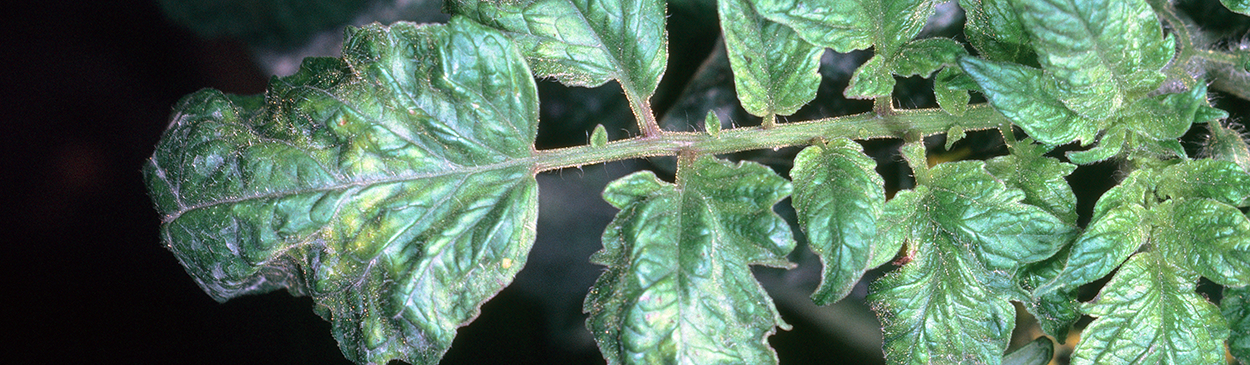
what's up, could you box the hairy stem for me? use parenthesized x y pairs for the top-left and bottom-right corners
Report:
(531, 103), (1009, 172)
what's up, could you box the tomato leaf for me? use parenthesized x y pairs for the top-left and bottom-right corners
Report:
(585, 156), (795, 364)
(869, 149), (1076, 364)
(144, 18), (540, 364)
(718, 0), (822, 120)
(791, 138), (886, 305)
(445, 0), (667, 100)
(1012, 0), (1172, 120)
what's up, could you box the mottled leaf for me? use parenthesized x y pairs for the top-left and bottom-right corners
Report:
(791, 138), (886, 305)
(960, 0), (1034, 64)
(1156, 159), (1250, 208)
(446, 0), (668, 99)
(985, 141), (1078, 224)
(752, 0), (954, 98)
(869, 152), (1076, 364)
(585, 156), (794, 364)
(719, 0), (822, 120)
(1156, 198), (1250, 287)
(144, 19), (540, 365)
(958, 57), (1098, 146)
(1205, 121), (1250, 173)
(1035, 170), (1151, 295)
(1072, 253), (1228, 365)
(1013, 0), (1172, 120)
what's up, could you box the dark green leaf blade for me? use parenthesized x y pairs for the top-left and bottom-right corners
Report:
(1222, 285), (1250, 363)
(1002, 337), (1055, 365)
(144, 18), (540, 365)
(446, 0), (668, 99)
(1072, 253), (1228, 365)
(719, 0), (822, 120)
(1013, 0), (1172, 120)
(1223, 0), (1250, 16)
(752, 0), (936, 54)
(870, 232), (1021, 365)
(959, 0), (1034, 64)
(870, 159), (1075, 364)
(586, 156), (795, 364)
(1157, 198), (1250, 287)
(926, 162), (1076, 270)
(958, 57), (1098, 146)
(985, 141), (1078, 224)
(1156, 159), (1250, 208)
(791, 138), (886, 305)
(1035, 170), (1152, 295)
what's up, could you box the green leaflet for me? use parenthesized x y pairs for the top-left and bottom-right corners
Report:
(958, 57), (1098, 146)
(790, 138), (886, 305)
(1002, 337), (1054, 365)
(1223, 285), (1250, 363)
(1012, 0), (1172, 121)
(144, 18), (540, 365)
(984, 141), (1078, 224)
(445, 0), (668, 99)
(1066, 162), (1250, 363)
(1036, 170), (1151, 295)
(718, 0), (822, 121)
(960, 0), (1034, 64)
(1223, 0), (1250, 16)
(1156, 159), (1250, 207)
(869, 148), (1076, 365)
(752, 0), (934, 54)
(751, 0), (966, 99)
(585, 156), (795, 365)
(1205, 121), (1250, 172)
(984, 141), (1080, 340)
(1072, 253), (1229, 365)
(962, 54), (1220, 161)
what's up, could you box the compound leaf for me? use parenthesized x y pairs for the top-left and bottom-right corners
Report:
(791, 138), (886, 305)
(144, 18), (540, 365)
(1013, 0), (1172, 121)
(719, 0), (822, 120)
(869, 157), (1075, 365)
(446, 0), (668, 99)
(586, 156), (794, 364)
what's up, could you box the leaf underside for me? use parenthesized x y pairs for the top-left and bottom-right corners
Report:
(145, 18), (541, 365)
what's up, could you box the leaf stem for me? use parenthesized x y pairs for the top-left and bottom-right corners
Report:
(531, 104), (1009, 172)
(625, 92), (663, 137)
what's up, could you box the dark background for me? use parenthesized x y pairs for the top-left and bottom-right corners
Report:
(8, 0), (1250, 364)
(5, 1), (882, 364)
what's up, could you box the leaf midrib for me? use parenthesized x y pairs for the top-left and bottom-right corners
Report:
(160, 157), (533, 224)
